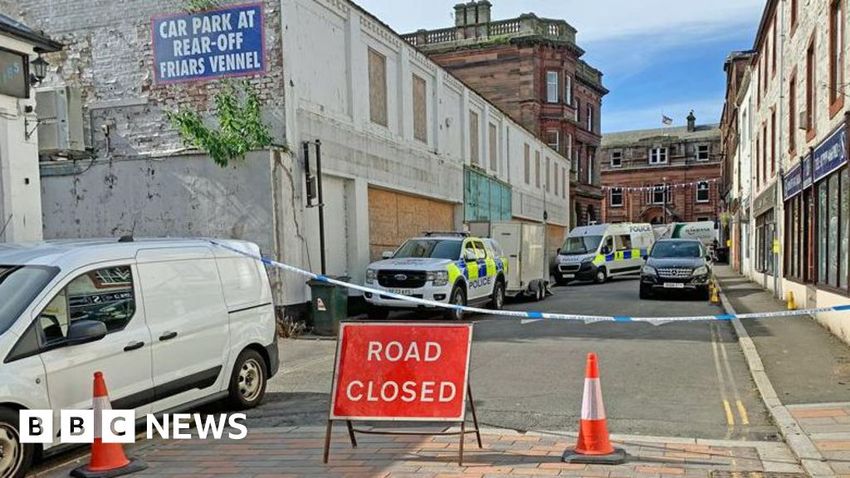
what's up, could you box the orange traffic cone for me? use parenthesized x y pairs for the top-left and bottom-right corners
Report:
(562, 353), (626, 464)
(71, 372), (147, 478)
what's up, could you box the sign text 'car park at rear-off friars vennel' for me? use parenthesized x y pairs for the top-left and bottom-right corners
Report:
(330, 322), (473, 421)
(152, 3), (264, 83)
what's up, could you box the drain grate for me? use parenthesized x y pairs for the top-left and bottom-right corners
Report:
(711, 473), (807, 478)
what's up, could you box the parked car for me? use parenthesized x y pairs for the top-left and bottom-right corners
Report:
(639, 239), (713, 300)
(0, 238), (279, 478)
(364, 232), (509, 320)
(555, 223), (656, 285)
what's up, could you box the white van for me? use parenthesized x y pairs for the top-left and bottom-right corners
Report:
(0, 238), (278, 478)
(554, 223), (656, 285)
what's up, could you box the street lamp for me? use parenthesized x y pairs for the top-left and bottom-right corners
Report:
(29, 56), (48, 85)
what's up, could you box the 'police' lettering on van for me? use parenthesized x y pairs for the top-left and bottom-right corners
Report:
(330, 323), (473, 421)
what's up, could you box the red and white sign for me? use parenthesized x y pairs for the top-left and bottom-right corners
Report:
(329, 322), (473, 421)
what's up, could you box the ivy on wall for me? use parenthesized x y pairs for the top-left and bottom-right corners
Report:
(183, 0), (220, 12)
(167, 82), (275, 167)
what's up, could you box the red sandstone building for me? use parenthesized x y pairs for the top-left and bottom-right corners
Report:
(600, 113), (723, 224)
(402, 1), (608, 227)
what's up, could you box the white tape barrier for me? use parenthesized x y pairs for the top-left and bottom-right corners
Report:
(210, 241), (850, 325)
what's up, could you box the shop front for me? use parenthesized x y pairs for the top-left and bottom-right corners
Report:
(752, 182), (777, 290)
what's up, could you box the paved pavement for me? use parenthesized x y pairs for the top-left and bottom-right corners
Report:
(790, 402), (850, 476)
(230, 277), (775, 441)
(715, 266), (850, 404)
(34, 426), (804, 477)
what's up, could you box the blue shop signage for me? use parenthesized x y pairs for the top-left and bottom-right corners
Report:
(813, 123), (848, 183)
(783, 162), (803, 201)
(152, 3), (264, 83)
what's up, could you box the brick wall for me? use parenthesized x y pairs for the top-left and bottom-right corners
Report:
(16, 0), (286, 158)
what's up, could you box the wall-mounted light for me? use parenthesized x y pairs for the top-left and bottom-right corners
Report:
(30, 56), (48, 85)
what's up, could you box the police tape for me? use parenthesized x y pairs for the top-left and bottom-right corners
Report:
(210, 241), (850, 325)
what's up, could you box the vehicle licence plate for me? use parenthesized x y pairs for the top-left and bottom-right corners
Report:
(388, 289), (414, 296)
(663, 283), (685, 289)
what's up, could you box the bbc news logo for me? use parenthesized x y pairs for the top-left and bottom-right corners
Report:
(20, 410), (248, 444)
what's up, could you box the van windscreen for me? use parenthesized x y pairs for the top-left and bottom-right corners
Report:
(0, 265), (59, 336)
(561, 236), (603, 255)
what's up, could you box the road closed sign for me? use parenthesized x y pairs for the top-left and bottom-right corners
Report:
(330, 322), (473, 421)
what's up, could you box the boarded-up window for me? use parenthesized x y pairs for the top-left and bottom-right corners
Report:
(545, 157), (551, 192)
(412, 74), (427, 143)
(469, 111), (480, 165)
(524, 143), (531, 184)
(368, 48), (387, 127)
(535, 151), (541, 188)
(488, 123), (498, 171)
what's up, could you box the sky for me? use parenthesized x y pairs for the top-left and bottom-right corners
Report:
(355, 0), (766, 133)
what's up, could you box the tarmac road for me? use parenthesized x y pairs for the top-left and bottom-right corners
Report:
(251, 275), (779, 441)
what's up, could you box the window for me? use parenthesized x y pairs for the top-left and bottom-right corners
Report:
(762, 124), (768, 184)
(791, 0), (798, 31)
(561, 168), (567, 198)
(565, 133), (573, 160)
(649, 147), (668, 164)
(554, 164), (559, 196)
(545, 156), (551, 192)
(830, 0), (844, 111)
(546, 71), (559, 103)
(756, 135), (761, 188)
(806, 38), (816, 134)
(488, 123), (498, 171)
(771, 110), (776, 175)
(696, 217), (711, 222)
(789, 72), (797, 153)
(546, 130), (559, 152)
(772, 19), (777, 76)
(696, 181), (710, 203)
(469, 111), (480, 165)
(587, 149), (594, 184)
(756, 211), (775, 274)
(38, 266), (136, 345)
(535, 151), (541, 188)
(610, 150), (622, 168)
(817, 168), (850, 289)
(564, 74), (573, 105)
(586, 104), (594, 132)
(0, 49), (29, 98)
(610, 187), (623, 207)
(650, 184), (669, 204)
(785, 194), (806, 281)
(523, 143), (531, 185)
(368, 48), (388, 127)
(697, 145), (710, 161)
(412, 74), (427, 143)
(615, 234), (632, 251)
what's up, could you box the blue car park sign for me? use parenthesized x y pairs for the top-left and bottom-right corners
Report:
(813, 123), (848, 183)
(152, 3), (264, 83)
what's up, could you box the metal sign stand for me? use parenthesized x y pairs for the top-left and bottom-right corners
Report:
(323, 383), (482, 466)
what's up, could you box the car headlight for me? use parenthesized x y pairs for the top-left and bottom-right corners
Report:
(427, 270), (449, 287)
(581, 257), (594, 264)
(642, 265), (657, 275)
(365, 269), (376, 284)
(692, 266), (708, 276)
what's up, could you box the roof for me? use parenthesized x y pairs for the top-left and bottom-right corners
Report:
(601, 124), (721, 148)
(0, 238), (255, 268)
(0, 13), (62, 52)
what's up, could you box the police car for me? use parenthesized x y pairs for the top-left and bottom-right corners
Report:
(364, 232), (508, 320)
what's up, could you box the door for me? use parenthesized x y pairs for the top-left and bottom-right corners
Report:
(136, 247), (230, 412)
(37, 264), (153, 424)
(471, 239), (495, 300)
(613, 234), (637, 275)
(492, 224), (521, 289)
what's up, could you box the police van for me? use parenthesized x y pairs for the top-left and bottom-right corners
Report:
(555, 223), (655, 285)
(364, 232), (508, 320)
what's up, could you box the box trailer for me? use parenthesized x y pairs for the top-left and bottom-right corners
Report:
(490, 222), (548, 300)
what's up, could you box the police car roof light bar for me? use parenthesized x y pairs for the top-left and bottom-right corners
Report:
(423, 231), (470, 237)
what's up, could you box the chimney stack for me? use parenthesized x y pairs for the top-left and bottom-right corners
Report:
(454, 1), (492, 26)
(687, 110), (696, 132)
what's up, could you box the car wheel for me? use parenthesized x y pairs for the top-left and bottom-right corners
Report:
(0, 408), (33, 478)
(227, 349), (268, 409)
(367, 306), (390, 320)
(594, 267), (608, 284)
(639, 284), (652, 300)
(444, 286), (466, 321)
(490, 280), (505, 310)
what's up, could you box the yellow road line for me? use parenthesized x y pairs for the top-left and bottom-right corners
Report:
(723, 399), (736, 426)
(736, 400), (751, 426)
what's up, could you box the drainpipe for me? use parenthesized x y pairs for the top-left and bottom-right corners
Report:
(774, 0), (787, 299)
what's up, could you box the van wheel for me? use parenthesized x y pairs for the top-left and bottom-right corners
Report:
(0, 408), (33, 478)
(228, 349), (268, 409)
(444, 286), (466, 321)
(594, 267), (608, 284)
(490, 279), (505, 310)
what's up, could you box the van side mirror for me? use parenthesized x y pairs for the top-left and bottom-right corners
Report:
(382, 251), (394, 259)
(642, 255), (648, 261)
(556, 248), (561, 255)
(601, 246), (611, 255)
(65, 320), (107, 346)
